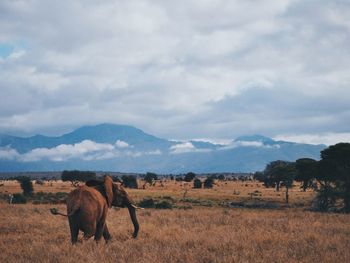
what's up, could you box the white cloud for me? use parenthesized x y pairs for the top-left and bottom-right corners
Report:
(20, 140), (114, 162)
(274, 133), (350, 146)
(169, 142), (211, 154)
(222, 140), (280, 150)
(170, 142), (196, 154)
(115, 140), (129, 148)
(0, 147), (20, 160)
(0, 139), (161, 162)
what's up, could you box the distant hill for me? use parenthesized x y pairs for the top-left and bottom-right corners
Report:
(0, 123), (326, 173)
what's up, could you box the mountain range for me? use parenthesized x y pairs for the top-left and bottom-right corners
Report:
(0, 123), (326, 173)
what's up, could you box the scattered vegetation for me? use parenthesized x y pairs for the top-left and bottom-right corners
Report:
(121, 175), (138, 189)
(193, 178), (202, 188)
(16, 176), (34, 196)
(61, 170), (96, 186)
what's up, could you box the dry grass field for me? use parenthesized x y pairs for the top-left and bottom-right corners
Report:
(0, 180), (349, 263)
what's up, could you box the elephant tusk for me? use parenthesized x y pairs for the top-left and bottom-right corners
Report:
(131, 204), (144, 210)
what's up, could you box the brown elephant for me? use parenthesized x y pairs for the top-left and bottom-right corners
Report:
(51, 176), (140, 244)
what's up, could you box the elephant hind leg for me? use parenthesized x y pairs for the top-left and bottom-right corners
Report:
(68, 217), (79, 244)
(103, 224), (111, 242)
(94, 220), (107, 242)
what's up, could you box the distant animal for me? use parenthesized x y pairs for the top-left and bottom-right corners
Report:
(50, 176), (141, 244)
(0, 183), (4, 187)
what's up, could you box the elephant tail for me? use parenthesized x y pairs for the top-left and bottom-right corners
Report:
(50, 207), (68, 217)
(50, 206), (80, 217)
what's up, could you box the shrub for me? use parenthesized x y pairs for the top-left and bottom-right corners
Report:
(138, 198), (155, 208)
(12, 193), (27, 204)
(155, 200), (173, 209)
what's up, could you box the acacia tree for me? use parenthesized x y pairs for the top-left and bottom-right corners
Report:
(318, 143), (350, 212)
(16, 176), (34, 196)
(295, 158), (318, 191)
(61, 170), (96, 186)
(144, 172), (158, 186)
(184, 172), (196, 182)
(263, 160), (296, 203)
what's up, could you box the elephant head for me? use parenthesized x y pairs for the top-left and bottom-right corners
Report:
(86, 176), (139, 238)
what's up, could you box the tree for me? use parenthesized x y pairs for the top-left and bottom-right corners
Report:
(253, 171), (266, 182)
(263, 160), (296, 204)
(184, 172), (196, 182)
(204, 176), (214, 188)
(193, 178), (202, 189)
(295, 158), (317, 191)
(263, 160), (295, 192)
(144, 172), (158, 186)
(318, 143), (350, 212)
(122, 175), (138, 189)
(16, 176), (34, 196)
(61, 170), (96, 186)
(217, 174), (226, 181)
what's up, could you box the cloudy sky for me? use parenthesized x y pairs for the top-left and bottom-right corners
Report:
(0, 0), (349, 145)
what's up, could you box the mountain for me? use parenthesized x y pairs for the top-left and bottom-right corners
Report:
(0, 123), (326, 173)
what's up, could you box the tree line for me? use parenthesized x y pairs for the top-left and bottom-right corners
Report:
(254, 143), (350, 212)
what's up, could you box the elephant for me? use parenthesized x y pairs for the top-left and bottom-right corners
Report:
(50, 176), (140, 244)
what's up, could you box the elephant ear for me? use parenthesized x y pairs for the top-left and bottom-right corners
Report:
(86, 179), (103, 187)
(104, 176), (114, 208)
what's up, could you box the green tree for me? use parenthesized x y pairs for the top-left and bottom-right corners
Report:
(263, 160), (296, 203)
(204, 176), (214, 188)
(295, 158), (317, 191)
(16, 176), (34, 196)
(318, 143), (350, 212)
(193, 178), (202, 189)
(217, 174), (225, 181)
(144, 172), (158, 186)
(184, 172), (196, 182)
(253, 171), (266, 182)
(61, 170), (96, 186)
(122, 175), (138, 189)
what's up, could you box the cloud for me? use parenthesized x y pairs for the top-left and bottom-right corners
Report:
(169, 142), (211, 154)
(0, 147), (20, 160)
(222, 140), (280, 150)
(274, 133), (350, 146)
(115, 140), (129, 148)
(20, 140), (115, 162)
(0, 1), (349, 142)
(0, 139), (160, 162)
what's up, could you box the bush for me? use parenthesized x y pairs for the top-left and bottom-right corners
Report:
(155, 200), (173, 209)
(138, 197), (173, 209)
(193, 178), (202, 189)
(12, 193), (27, 204)
(139, 198), (155, 208)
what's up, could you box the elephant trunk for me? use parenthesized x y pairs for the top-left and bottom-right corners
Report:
(127, 204), (139, 238)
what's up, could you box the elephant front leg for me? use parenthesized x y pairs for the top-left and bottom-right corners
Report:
(103, 224), (111, 242)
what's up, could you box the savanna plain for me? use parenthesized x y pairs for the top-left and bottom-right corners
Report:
(0, 180), (349, 263)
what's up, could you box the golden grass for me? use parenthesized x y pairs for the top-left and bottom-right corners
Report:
(0, 180), (349, 262)
(0, 203), (349, 263)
